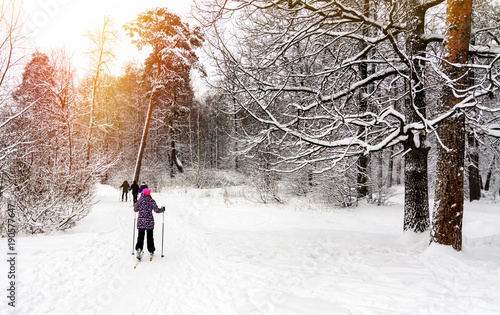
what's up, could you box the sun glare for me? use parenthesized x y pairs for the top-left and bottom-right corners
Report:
(22, 0), (193, 73)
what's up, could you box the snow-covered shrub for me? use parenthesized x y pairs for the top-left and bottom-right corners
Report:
(0, 166), (97, 236)
(250, 169), (282, 204)
(281, 168), (315, 197)
(306, 172), (358, 208)
(193, 168), (248, 188)
(163, 168), (248, 189)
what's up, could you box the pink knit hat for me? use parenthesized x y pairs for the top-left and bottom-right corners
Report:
(142, 188), (151, 196)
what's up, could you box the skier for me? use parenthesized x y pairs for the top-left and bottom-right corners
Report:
(130, 180), (140, 204)
(138, 182), (148, 194)
(134, 188), (165, 260)
(120, 180), (130, 202)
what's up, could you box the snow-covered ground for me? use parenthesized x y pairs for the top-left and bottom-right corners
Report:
(1, 184), (500, 315)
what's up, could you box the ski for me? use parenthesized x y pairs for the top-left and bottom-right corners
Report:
(134, 251), (144, 268)
(134, 259), (141, 269)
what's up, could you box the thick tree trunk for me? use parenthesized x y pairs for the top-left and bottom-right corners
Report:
(403, 1), (430, 233)
(431, 0), (473, 251)
(404, 147), (430, 232)
(357, 155), (369, 198)
(356, 0), (371, 199)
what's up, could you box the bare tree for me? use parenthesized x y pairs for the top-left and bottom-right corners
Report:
(84, 15), (118, 164)
(3, 50), (101, 235)
(194, 0), (500, 239)
(0, 0), (24, 93)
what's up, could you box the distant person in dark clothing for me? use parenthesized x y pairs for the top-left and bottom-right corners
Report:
(120, 180), (130, 202)
(139, 182), (148, 194)
(130, 181), (140, 204)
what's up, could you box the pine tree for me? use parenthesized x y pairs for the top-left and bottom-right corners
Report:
(124, 8), (203, 182)
(431, 0), (474, 251)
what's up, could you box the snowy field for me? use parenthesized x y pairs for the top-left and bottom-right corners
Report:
(1, 184), (500, 315)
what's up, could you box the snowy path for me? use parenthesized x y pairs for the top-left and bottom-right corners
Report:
(2, 184), (500, 314)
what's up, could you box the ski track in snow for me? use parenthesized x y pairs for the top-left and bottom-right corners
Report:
(1, 184), (500, 315)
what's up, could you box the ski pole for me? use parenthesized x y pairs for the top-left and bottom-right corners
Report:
(132, 212), (136, 255)
(161, 211), (165, 257)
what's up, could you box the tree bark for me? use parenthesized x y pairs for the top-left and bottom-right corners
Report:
(467, 42), (481, 202)
(468, 132), (481, 201)
(431, 0), (473, 251)
(133, 92), (155, 183)
(387, 147), (394, 188)
(403, 1), (430, 233)
(356, 0), (371, 199)
(484, 156), (495, 191)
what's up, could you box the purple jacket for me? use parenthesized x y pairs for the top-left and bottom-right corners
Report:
(134, 194), (164, 230)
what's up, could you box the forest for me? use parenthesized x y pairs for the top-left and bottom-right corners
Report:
(0, 0), (499, 252)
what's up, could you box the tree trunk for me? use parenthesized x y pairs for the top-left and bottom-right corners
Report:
(396, 147), (402, 185)
(467, 41), (481, 202)
(403, 1), (430, 233)
(356, 0), (371, 199)
(468, 132), (481, 201)
(170, 139), (176, 178)
(404, 146), (430, 232)
(133, 93), (154, 183)
(133, 54), (162, 183)
(484, 156), (495, 191)
(431, 0), (473, 251)
(387, 147), (394, 188)
(377, 151), (384, 205)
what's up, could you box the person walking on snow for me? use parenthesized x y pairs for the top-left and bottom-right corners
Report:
(138, 182), (148, 194)
(130, 180), (140, 204)
(120, 180), (130, 202)
(134, 188), (165, 260)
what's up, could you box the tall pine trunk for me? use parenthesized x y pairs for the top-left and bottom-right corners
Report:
(431, 0), (473, 251)
(133, 59), (161, 183)
(133, 92), (155, 183)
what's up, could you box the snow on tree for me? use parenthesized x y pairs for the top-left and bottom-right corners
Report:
(124, 8), (203, 182)
(430, 0), (473, 251)
(83, 15), (118, 165)
(194, 0), (500, 238)
(1, 50), (104, 235)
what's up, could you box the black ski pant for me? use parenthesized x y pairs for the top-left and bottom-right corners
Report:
(122, 191), (128, 202)
(135, 228), (155, 253)
(132, 193), (138, 204)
